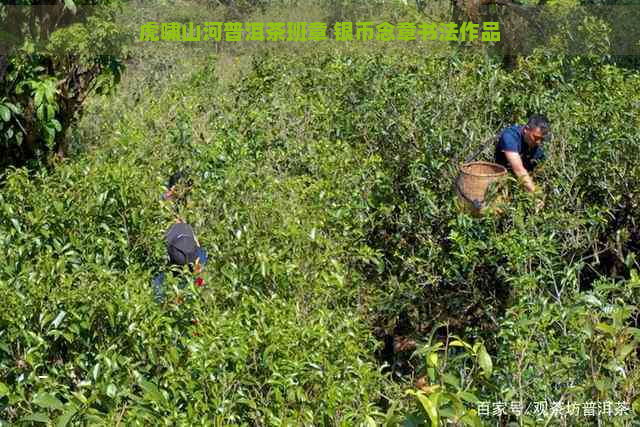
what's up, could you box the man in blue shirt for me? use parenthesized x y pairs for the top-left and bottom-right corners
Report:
(495, 115), (550, 193)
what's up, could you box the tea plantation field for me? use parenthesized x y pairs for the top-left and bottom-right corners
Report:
(1, 2), (640, 426)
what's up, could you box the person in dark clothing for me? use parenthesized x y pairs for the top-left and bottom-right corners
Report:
(151, 220), (208, 303)
(165, 221), (207, 267)
(495, 115), (550, 193)
(162, 169), (193, 202)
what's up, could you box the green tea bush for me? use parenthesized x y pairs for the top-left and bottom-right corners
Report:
(0, 48), (396, 425)
(1, 8), (640, 424)
(215, 46), (640, 424)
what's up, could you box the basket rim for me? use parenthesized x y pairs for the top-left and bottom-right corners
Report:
(459, 161), (507, 178)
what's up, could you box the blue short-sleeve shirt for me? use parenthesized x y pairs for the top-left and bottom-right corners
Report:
(494, 125), (545, 172)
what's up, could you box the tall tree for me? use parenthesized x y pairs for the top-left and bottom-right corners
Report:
(0, 0), (128, 169)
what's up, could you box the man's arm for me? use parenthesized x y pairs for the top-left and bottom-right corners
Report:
(504, 151), (536, 192)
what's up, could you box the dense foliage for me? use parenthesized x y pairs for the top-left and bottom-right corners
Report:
(0, 0), (127, 169)
(219, 47), (640, 424)
(1, 0), (639, 426)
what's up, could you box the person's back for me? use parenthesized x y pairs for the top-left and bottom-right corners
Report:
(151, 220), (207, 303)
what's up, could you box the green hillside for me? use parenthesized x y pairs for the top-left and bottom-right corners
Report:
(1, 1), (639, 425)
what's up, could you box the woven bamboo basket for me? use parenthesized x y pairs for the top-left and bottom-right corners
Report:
(455, 161), (507, 215)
